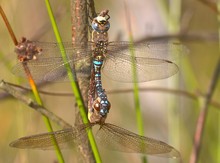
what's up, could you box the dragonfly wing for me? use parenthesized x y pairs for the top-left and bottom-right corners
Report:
(12, 41), (92, 82)
(96, 123), (180, 158)
(43, 57), (92, 82)
(10, 128), (78, 150)
(10, 124), (91, 150)
(108, 41), (188, 59)
(12, 57), (71, 82)
(33, 41), (93, 58)
(103, 53), (179, 82)
(12, 56), (91, 82)
(102, 41), (188, 82)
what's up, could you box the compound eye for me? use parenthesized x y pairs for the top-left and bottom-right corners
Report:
(93, 101), (100, 111)
(92, 22), (99, 30)
(91, 17), (110, 33)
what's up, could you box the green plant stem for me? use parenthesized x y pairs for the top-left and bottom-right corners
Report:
(128, 35), (146, 163)
(23, 64), (65, 163)
(128, 36), (144, 136)
(129, 38), (146, 163)
(0, 5), (64, 163)
(0, 80), (72, 128)
(124, 2), (146, 163)
(44, 1), (101, 162)
(156, 2), (186, 163)
(167, 2), (182, 162)
(216, 1), (220, 162)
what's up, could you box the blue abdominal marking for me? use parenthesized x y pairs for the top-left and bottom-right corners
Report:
(93, 59), (110, 116)
(90, 10), (111, 119)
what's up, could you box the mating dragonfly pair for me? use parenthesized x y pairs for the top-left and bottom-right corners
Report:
(10, 10), (187, 158)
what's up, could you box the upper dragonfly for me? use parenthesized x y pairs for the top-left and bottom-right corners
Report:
(12, 10), (187, 83)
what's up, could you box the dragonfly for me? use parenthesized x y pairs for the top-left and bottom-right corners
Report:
(10, 122), (180, 158)
(12, 9), (187, 118)
(10, 10), (181, 159)
(10, 93), (180, 159)
(12, 10), (187, 83)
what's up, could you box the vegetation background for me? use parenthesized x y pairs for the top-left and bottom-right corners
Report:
(0, 0), (219, 163)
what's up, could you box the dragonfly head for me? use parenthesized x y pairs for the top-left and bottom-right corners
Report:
(92, 10), (110, 33)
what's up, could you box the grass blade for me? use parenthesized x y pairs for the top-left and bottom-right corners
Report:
(0, 5), (65, 163)
(124, 2), (147, 163)
(44, 1), (101, 162)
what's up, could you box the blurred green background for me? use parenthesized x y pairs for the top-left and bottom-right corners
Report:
(0, 0), (220, 163)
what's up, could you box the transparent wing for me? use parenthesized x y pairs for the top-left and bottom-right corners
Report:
(96, 123), (180, 158)
(31, 42), (93, 58)
(103, 54), (178, 82)
(12, 42), (93, 82)
(10, 124), (91, 150)
(12, 57), (71, 82)
(103, 41), (188, 82)
(108, 41), (188, 59)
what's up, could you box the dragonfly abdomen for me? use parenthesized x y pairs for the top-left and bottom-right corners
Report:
(93, 59), (110, 116)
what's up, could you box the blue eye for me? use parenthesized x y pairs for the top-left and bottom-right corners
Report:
(104, 23), (110, 31)
(92, 22), (99, 31)
(92, 20), (110, 33)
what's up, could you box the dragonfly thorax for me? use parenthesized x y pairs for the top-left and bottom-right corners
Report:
(93, 40), (108, 60)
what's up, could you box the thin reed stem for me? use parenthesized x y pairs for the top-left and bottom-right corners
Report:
(124, 2), (147, 163)
(44, 1), (101, 162)
(189, 59), (220, 163)
(0, 80), (71, 128)
(188, 1), (220, 163)
(167, 2), (182, 163)
(0, 6), (18, 45)
(217, 1), (220, 162)
(3, 82), (220, 111)
(0, 5), (65, 163)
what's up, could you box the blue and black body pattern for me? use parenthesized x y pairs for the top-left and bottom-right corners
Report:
(93, 59), (110, 116)
(88, 9), (111, 119)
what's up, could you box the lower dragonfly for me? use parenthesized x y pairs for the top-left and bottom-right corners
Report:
(10, 122), (180, 159)
(10, 78), (180, 159)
